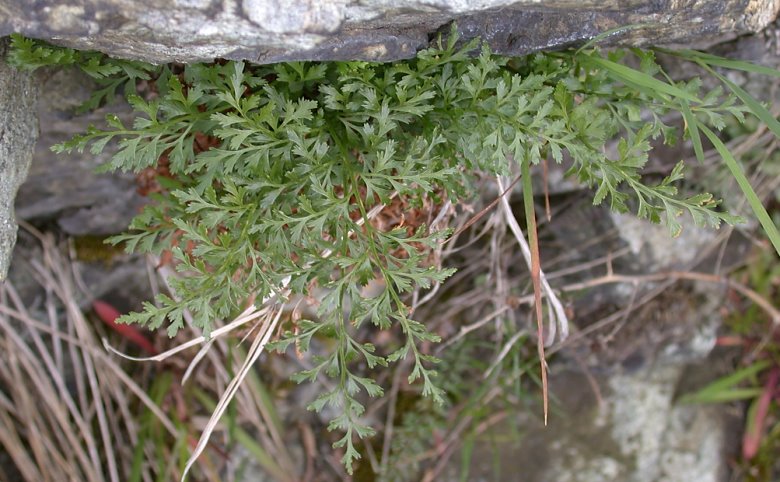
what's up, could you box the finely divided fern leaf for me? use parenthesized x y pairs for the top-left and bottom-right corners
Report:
(13, 25), (780, 474)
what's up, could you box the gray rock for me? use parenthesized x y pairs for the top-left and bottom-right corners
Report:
(611, 213), (718, 270)
(0, 38), (38, 281)
(14, 67), (145, 236)
(445, 288), (738, 482)
(0, 0), (777, 65)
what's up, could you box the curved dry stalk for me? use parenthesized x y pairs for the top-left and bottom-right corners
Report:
(103, 304), (272, 362)
(181, 304), (286, 481)
(436, 305), (512, 353)
(496, 176), (570, 344)
(482, 327), (530, 378)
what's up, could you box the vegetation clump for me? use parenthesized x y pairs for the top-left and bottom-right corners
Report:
(10, 27), (780, 473)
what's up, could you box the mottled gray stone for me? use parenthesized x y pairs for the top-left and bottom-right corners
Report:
(446, 289), (738, 482)
(0, 38), (38, 281)
(14, 67), (145, 236)
(611, 213), (719, 270)
(0, 1), (777, 65)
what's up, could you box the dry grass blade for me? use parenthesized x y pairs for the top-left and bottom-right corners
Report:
(0, 225), (194, 481)
(436, 306), (512, 353)
(0, 290), (104, 481)
(103, 304), (268, 362)
(181, 339), (215, 385)
(0, 404), (43, 480)
(518, 164), (548, 426)
(0, 304), (180, 441)
(181, 304), (285, 481)
(496, 176), (570, 345)
(2, 292), (103, 477)
(495, 174), (570, 424)
(483, 327), (530, 378)
(5, 220), (306, 482)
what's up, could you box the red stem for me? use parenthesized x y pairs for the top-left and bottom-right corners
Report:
(742, 366), (779, 460)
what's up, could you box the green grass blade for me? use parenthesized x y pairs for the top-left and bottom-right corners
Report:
(459, 433), (475, 482)
(129, 373), (173, 482)
(174, 423), (189, 481)
(699, 57), (780, 77)
(679, 360), (770, 404)
(680, 100), (705, 162)
(706, 67), (780, 139)
(681, 387), (764, 404)
(662, 48), (780, 78)
(131, 422), (152, 480)
(585, 56), (701, 102)
(701, 125), (780, 255)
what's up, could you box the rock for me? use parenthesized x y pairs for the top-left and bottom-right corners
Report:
(610, 213), (718, 270)
(0, 1), (777, 65)
(445, 288), (740, 482)
(14, 67), (145, 236)
(0, 38), (38, 281)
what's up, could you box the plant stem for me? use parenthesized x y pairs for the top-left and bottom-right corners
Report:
(521, 159), (548, 425)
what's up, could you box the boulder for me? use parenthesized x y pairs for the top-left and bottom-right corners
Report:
(0, 38), (37, 281)
(14, 68), (144, 236)
(0, 0), (777, 64)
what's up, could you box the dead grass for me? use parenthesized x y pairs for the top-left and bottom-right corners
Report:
(0, 224), (301, 481)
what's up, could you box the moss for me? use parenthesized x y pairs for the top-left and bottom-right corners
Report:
(72, 235), (125, 265)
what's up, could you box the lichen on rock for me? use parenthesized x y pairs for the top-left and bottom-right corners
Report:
(0, 38), (38, 281)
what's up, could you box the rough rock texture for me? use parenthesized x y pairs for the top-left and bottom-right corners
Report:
(446, 283), (741, 482)
(14, 68), (145, 236)
(611, 212), (719, 269)
(0, 1), (778, 64)
(0, 38), (38, 281)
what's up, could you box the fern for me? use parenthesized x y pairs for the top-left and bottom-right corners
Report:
(11, 26), (774, 473)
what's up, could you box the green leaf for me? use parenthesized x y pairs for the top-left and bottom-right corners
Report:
(679, 360), (770, 404)
(584, 55), (701, 102)
(700, 124), (780, 255)
(680, 101), (705, 163)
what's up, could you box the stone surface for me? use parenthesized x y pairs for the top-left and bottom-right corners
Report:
(0, 38), (38, 281)
(14, 67), (145, 236)
(611, 213), (719, 270)
(447, 288), (741, 482)
(0, 1), (777, 65)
